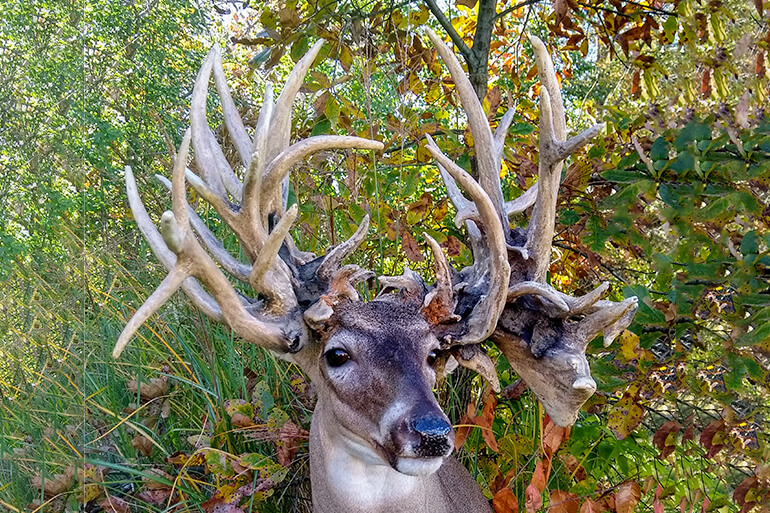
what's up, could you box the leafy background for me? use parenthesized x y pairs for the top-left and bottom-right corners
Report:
(0, 0), (768, 512)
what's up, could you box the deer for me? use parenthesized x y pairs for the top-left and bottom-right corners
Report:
(114, 28), (638, 513)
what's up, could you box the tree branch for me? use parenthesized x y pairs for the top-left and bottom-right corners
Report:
(493, 0), (543, 22)
(423, 0), (472, 61)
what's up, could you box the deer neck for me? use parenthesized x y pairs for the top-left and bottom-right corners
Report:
(310, 397), (430, 513)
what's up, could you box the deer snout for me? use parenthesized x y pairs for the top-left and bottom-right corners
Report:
(391, 412), (454, 460)
(411, 416), (453, 457)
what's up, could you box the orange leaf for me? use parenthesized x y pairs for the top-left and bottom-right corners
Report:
(701, 68), (712, 98)
(493, 487), (519, 513)
(543, 417), (569, 458)
(550, 490), (579, 513)
(580, 499), (603, 513)
(616, 481), (642, 513)
(531, 459), (547, 492)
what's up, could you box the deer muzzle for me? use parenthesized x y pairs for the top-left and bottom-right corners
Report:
(389, 410), (454, 475)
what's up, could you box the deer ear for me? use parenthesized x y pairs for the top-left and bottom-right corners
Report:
(303, 299), (334, 333)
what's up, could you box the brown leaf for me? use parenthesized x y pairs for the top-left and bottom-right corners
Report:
(554, 0), (570, 26)
(733, 476), (759, 508)
(98, 496), (130, 513)
(493, 487), (519, 513)
(560, 454), (587, 482)
(276, 420), (308, 467)
(580, 499), (603, 513)
(485, 85), (502, 119)
(132, 435), (154, 457)
(160, 398), (171, 419)
(550, 490), (579, 513)
(313, 91), (330, 118)
(755, 0), (764, 16)
(136, 489), (172, 505)
(631, 70), (641, 98)
(653, 420), (681, 459)
(399, 225), (425, 262)
(30, 467), (75, 498)
(127, 376), (168, 401)
(456, 0), (478, 7)
(440, 235), (462, 256)
(230, 412), (256, 428)
(616, 481), (642, 513)
(143, 469), (173, 490)
(525, 483), (543, 513)
(278, 7), (300, 28)
(454, 403), (476, 450)
(407, 192), (433, 221)
(653, 484), (664, 513)
(701, 68), (712, 98)
(757, 50), (766, 79)
(699, 419), (726, 457)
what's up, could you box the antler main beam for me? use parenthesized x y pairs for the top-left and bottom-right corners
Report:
(425, 31), (638, 426)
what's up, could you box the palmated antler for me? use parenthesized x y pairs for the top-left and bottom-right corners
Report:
(115, 41), (383, 362)
(423, 29), (638, 426)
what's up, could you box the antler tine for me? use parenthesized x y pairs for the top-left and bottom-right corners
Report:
(249, 204), (299, 314)
(191, 49), (243, 201)
(425, 28), (506, 226)
(504, 182), (538, 216)
(494, 108), (515, 164)
(421, 233), (460, 324)
(242, 83), (274, 226)
(317, 215), (371, 282)
(261, 136), (384, 222)
(524, 39), (605, 282)
(424, 134), (510, 344)
(156, 174), (251, 282)
(267, 39), (326, 163)
(212, 47), (251, 169)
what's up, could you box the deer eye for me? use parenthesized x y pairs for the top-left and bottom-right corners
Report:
(427, 350), (439, 367)
(325, 348), (350, 367)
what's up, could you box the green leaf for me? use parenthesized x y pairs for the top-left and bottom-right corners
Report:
(650, 137), (668, 160)
(601, 169), (649, 182)
(741, 231), (759, 256)
(560, 209), (580, 226)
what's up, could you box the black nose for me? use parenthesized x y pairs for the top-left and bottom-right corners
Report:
(411, 416), (452, 457)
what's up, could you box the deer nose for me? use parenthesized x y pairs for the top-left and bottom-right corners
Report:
(410, 416), (453, 457)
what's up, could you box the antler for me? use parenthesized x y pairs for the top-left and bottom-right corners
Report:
(115, 41), (383, 359)
(424, 30), (638, 426)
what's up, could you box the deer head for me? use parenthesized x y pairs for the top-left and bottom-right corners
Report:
(115, 32), (637, 512)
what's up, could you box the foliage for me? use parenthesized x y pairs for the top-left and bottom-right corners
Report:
(1, 0), (769, 512)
